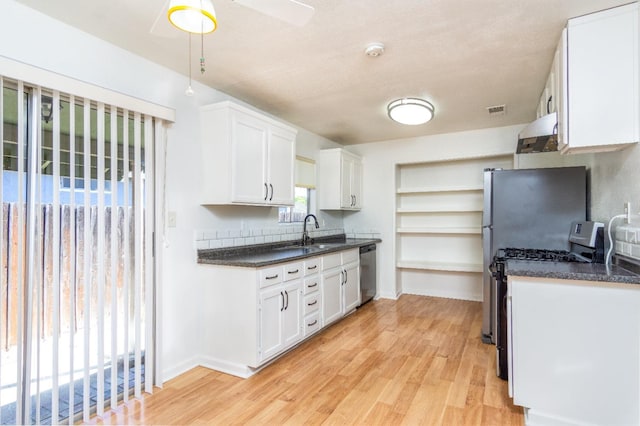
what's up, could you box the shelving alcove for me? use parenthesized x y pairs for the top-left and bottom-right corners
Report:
(395, 154), (513, 301)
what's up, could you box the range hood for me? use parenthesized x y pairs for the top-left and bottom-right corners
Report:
(516, 113), (558, 154)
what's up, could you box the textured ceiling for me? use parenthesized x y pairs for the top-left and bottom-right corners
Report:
(16, 0), (632, 144)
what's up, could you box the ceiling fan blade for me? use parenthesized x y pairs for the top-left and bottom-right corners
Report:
(149, 0), (182, 39)
(233, 0), (315, 26)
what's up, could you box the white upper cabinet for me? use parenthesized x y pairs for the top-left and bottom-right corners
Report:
(553, 3), (639, 153)
(200, 101), (297, 206)
(317, 148), (363, 210)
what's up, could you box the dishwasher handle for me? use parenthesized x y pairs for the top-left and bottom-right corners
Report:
(359, 244), (376, 254)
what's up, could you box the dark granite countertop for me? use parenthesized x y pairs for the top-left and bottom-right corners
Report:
(198, 236), (381, 267)
(505, 259), (640, 285)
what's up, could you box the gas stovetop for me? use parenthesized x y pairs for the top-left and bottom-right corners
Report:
(496, 247), (586, 263)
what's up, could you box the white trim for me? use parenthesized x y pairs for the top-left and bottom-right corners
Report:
(0, 55), (175, 122)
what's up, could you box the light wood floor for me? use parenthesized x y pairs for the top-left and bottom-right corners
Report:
(87, 295), (524, 425)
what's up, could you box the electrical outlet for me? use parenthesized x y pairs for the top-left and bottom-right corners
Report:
(625, 202), (631, 223)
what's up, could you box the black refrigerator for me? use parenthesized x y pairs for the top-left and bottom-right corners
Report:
(481, 166), (587, 344)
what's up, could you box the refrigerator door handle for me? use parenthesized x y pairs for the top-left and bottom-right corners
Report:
(482, 169), (493, 227)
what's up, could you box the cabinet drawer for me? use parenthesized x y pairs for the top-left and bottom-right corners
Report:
(259, 266), (283, 288)
(303, 276), (320, 295)
(304, 257), (321, 275)
(283, 261), (303, 281)
(304, 312), (320, 336)
(304, 293), (320, 316)
(322, 253), (341, 270)
(341, 248), (359, 264)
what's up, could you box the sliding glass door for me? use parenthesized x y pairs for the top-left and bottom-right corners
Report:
(0, 77), (156, 425)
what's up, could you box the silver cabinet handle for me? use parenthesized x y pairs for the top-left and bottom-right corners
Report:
(266, 274), (279, 280)
(264, 183), (268, 201)
(307, 300), (317, 306)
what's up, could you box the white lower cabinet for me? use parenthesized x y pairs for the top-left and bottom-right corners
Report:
(200, 248), (359, 378)
(258, 279), (302, 362)
(321, 249), (360, 327)
(508, 276), (640, 425)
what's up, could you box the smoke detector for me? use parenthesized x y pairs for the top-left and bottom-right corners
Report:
(365, 42), (385, 57)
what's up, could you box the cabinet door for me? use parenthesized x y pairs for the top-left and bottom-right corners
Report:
(282, 281), (302, 348)
(231, 112), (268, 203)
(339, 156), (352, 208)
(566, 4), (639, 150)
(259, 286), (284, 361)
(556, 29), (568, 150)
(267, 128), (295, 205)
(351, 159), (362, 209)
(322, 268), (343, 326)
(342, 262), (360, 313)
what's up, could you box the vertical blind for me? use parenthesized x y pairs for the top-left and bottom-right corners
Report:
(0, 75), (161, 425)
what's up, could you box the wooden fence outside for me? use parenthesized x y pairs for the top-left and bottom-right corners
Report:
(1, 203), (138, 351)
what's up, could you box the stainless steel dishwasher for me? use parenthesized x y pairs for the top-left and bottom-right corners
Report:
(358, 243), (376, 306)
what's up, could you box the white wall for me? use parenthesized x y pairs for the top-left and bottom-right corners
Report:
(349, 126), (638, 300)
(0, 0), (340, 382)
(344, 125), (523, 299)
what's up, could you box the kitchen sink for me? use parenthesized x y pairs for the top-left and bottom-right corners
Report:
(273, 242), (345, 252)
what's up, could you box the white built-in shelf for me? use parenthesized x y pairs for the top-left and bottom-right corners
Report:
(396, 260), (483, 273)
(397, 227), (481, 235)
(396, 207), (482, 214)
(396, 185), (483, 194)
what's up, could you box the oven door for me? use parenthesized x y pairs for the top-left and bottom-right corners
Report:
(495, 261), (509, 380)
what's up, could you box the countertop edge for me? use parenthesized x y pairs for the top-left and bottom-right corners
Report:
(197, 238), (381, 268)
(504, 259), (640, 285)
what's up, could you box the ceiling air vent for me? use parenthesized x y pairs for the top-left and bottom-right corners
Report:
(486, 104), (506, 116)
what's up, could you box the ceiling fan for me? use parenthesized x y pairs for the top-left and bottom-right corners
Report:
(150, 0), (315, 38)
(232, 0), (315, 26)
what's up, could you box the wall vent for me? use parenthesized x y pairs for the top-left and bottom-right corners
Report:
(486, 104), (507, 116)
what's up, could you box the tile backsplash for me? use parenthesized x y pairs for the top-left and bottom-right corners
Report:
(615, 225), (640, 260)
(194, 225), (380, 250)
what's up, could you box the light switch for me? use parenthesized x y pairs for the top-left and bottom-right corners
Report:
(168, 211), (177, 228)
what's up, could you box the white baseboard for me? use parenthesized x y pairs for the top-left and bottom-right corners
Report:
(199, 355), (258, 379)
(162, 356), (200, 383)
(377, 290), (400, 300)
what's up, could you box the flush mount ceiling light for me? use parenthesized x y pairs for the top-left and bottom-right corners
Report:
(387, 98), (434, 125)
(168, 0), (218, 34)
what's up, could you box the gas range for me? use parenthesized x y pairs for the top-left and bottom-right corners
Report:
(495, 247), (586, 263)
(491, 221), (605, 381)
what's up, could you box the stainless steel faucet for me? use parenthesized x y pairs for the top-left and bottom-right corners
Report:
(301, 214), (319, 245)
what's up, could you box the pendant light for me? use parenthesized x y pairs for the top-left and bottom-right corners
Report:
(168, 0), (218, 96)
(168, 0), (218, 34)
